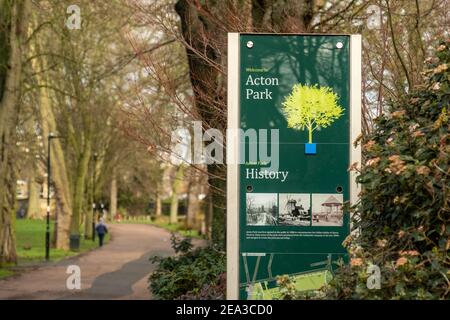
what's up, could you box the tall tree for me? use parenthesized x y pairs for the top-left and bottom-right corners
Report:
(25, 0), (137, 248)
(0, 0), (30, 264)
(173, 0), (357, 247)
(28, 29), (73, 249)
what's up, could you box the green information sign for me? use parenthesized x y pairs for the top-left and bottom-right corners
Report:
(227, 33), (361, 300)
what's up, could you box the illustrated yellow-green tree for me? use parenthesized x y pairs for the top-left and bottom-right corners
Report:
(282, 84), (344, 143)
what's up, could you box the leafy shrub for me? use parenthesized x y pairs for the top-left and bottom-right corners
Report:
(276, 42), (449, 300)
(322, 41), (450, 299)
(178, 273), (226, 300)
(148, 234), (226, 300)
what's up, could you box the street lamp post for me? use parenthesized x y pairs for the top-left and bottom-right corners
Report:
(92, 153), (98, 242)
(46, 133), (62, 261)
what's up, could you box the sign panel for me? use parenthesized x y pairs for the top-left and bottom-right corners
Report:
(227, 34), (361, 300)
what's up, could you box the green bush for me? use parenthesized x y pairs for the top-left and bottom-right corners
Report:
(148, 234), (226, 300)
(322, 41), (450, 299)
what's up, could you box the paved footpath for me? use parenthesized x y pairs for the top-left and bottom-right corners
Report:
(0, 224), (180, 300)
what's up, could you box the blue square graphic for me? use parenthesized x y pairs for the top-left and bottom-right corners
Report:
(305, 143), (317, 154)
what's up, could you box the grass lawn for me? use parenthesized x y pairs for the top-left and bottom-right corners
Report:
(0, 269), (14, 279)
(149, 220), (203, 239)
(0, 219), (109, 279)
(113, 216), (204, 239)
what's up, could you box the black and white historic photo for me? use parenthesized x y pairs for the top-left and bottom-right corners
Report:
(311, 194), (344, 227)
(246, 193), (278, 226)
(278, 194), (311, 226)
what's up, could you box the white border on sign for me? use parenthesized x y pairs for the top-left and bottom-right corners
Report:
(349, 35), (362, 235)
(226, 32), (240, 300)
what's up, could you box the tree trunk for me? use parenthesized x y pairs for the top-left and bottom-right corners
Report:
(110, 172), (117, 221)
(84, 166), (93, 239)
(26, 177), (41, 219)
(205, 191), (213, 241)
(208, 164), (225, 245)
(154, 164), (163, 218)
(186, 170), (200, 230)
(36, 78), (72, 250)
(169, 165), (184, 224)
(170, 193), (178, 224)
(155, 190), (162, 217)
(84, 199), (93, 240)
(175, 0), (225, 247)
(29, 14), (73, 250)
(0, 158), (17, 265)
(70, 141), (91, 242)
(0, 0), (30, 265)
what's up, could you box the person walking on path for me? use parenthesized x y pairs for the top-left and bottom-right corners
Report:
(95, 218), (108, 247)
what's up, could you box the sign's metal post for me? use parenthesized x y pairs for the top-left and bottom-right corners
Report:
(349, 35), (362, 234)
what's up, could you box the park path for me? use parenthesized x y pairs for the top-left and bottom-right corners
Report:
(0, 224), (180, 300)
